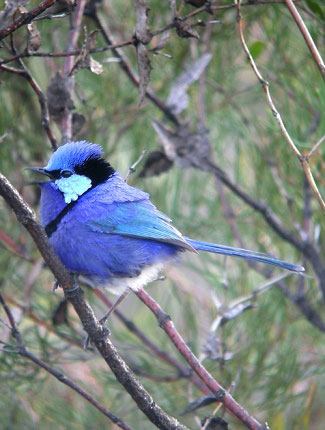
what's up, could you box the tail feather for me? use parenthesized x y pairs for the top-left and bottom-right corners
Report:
(186, 239), (304, 273)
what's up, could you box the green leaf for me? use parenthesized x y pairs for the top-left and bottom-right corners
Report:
(249, 41), (266, 59)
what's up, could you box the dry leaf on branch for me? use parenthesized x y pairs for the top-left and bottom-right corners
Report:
(134, 0), (151, 44)
(0, 1), (28, 32)
(203, 332), (234, 362)
(185, 0), (207, 7)
(175, 18), (199, 39)
(139, 150), (174, 177)
(46, 73), (75, 123)
(72, 112), (86, 137)
(69, 29), (103, 76)
(27, 22), (41, 52)
(151, 120), (212, 168)
(52, 299), (69, 326)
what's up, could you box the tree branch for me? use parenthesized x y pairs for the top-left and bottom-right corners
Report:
(0, 293), (133, 430)
(89, 12), (180, 125)
(0, 173), (189, 430)
(214, 182), (325, 332)
(235, 0), (325, 212)
(0, 40), (133, 65)
(0, 0), (57, 41)
(93, 288), (212, 395)
(1, 293), (83, 347)
(60, 0), (87, 143)
(135, 287), (267, 430)
(285, 0), (325, 81)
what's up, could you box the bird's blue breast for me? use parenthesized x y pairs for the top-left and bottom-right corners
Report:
(40, 182), (67, 225)
(40, 174), (181, 284)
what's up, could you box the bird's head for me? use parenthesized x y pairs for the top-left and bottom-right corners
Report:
(27, 141), (114, 203)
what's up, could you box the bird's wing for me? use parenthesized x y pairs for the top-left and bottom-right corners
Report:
(87, 200), (196, 252)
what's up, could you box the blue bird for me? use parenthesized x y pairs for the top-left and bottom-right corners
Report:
(28, 141), (304, 303)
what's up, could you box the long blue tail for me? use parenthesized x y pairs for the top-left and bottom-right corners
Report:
(186, 239), (304, 273)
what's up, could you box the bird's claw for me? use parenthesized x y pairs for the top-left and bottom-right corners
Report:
(52, 281), (59, 293)
(83, 321), (111, 350)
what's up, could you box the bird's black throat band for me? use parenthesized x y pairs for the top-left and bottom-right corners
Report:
(45, 199), (78, 238)
(44, 182), (100, 238)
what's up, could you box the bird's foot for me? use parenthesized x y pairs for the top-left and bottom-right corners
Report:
(83, 289), (130, 350)
(83, 325), (110, 350)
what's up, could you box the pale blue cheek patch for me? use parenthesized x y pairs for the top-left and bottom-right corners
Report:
(55, 175), (92, 204)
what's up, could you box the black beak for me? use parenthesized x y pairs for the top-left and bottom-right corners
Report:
(25, 167), (52, 178)
(24, 167), (54, 185)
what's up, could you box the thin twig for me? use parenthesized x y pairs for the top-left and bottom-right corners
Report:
(151, 0), (298, 37)
(186, 155), (325, 300)
(125, 149), (147, 182)
(1, 293), (82, 347)
(0, 63), (25, 74)
(89, 12), (180, 125)
(285, 0), (325, 81)
(216, 180), (325, 332)
(235, 0), (325, 213)
(0, 293), (133, 430)
(0, 229), (34, 262)
(0, 40), (134, 65)
(277, 280), (325, 332)
(60, 0), (87, 143)
(1, 42), (57, 150)
(300, 159), (325, 211)
(307, 134), (325, 159)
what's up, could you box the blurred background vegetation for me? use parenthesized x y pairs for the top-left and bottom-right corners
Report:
(0, 0), (324, 429)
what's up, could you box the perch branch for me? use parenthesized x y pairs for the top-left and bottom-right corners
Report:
(0, 173), (189, 430)
(0, 40), (133, 65)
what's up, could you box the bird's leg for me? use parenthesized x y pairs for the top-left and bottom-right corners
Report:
(99, 289), (130, 325)
(84, 289), (130, 350)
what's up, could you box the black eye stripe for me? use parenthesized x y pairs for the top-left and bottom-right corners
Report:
(46, 157), (114, 184)
(75, 156), (115, 186)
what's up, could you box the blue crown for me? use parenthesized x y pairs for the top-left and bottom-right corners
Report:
(45, 141), (103, 171)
